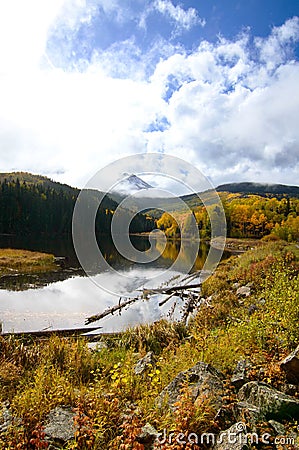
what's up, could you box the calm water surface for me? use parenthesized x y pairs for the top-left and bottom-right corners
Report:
(0, 235), (226, 333)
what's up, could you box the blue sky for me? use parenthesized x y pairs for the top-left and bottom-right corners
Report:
(46, 1), (299, 73)
(0, 0), (298, 189)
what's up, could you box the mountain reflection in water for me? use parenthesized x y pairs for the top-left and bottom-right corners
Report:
(0, 235), (226, 333)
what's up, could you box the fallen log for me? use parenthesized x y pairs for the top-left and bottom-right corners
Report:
(85, 296), (139, 324)
(85, 272), (203, 325)
(1, 326), (102, 339)
(142, 282), (201, 295)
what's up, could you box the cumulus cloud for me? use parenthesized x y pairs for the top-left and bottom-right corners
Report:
(0, 0), (65, 72)
(255, 17), (299, 71)
(0, 1), (298, 189)
(152, 0), (205, 33)
(146, 19), (299, 185)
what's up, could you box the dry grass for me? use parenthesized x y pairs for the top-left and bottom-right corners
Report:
(0, 248), (57, 274)
(0, 241), (298, 448)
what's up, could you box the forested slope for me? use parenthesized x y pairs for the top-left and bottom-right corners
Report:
(0, 173), (154, 236)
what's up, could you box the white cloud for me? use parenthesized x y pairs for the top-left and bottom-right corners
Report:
(0, 2), (298, 188)
(139, 0), (205, 36)
(0, 66), (165, 186)
(153, 0), (205, 33)
(147, 20), (299, 185)
(0, 0), (66, 72)
(255, 16), (299, 71)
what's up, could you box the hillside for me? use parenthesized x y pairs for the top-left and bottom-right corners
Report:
(125, 181), (299, 217)
(1, 172), (298, 240)
(216, 181), (299, 197)
(0, 171), (78, 196)
(180, 182), (299, 210)
(0, 172), (154, 236)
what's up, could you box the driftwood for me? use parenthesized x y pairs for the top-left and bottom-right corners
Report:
(1, 326), (102, 339)
(85, 296), (140, 324)
(140, 283), (202, 295)
(85, 270), (204, 325)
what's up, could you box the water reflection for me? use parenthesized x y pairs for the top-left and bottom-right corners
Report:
(0, 236), (213, 291)
(0, 268), (185, 333)
(0, 269), (84, 291)
(0, 235), (227, 333)
(157, 239), (209, 271)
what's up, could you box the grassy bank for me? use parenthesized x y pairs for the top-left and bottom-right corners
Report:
(0, 241), (298, 448)
(0, 249), (58, 275)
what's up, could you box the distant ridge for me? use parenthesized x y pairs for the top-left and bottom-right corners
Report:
(0, 171), (119, 211)
(1, 172), (298, 198)
(0, 171), (78, 195)
(216, 182), (299, 197)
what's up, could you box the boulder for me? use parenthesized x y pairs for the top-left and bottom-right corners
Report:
(0, 401), (21, 433)
(214, 406), (236, 430)
(231, 360), (251, 389)
(281, 384), (297, 396)
(0, 402), (12, 433)
(156, 362), (224, 410)
(233, 402), (261, 425)
(280, 345), (299, 384)
(238, 381), (299, 420)
(213, 422), (251, 450)
(268, 420), (286, 436)
(248, 304), (258, 316)
(87, 341), (107, 351)
(136, 423), (159, 450)
(134, 352), (156, 375)
(44, 406), (76, 445)
(236, 286), (251, 297)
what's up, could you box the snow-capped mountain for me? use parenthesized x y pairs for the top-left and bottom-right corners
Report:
(112, 174), (153, 195)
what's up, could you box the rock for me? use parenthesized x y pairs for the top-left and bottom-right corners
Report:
(236, 286), (251, 297)
(231, 360), (251, 389)
(280, 345), (299, 384)
(281, 384), (297, 396)
(0, 401), (21, 433)
(156, 362), (224, 410)
(213, 422), (251, 450)
(44, 406), (76, 445)
(134, 352), (156, 375)
(238, 381), (299, 420)
(268, 420), (286, 436)
(136, 423), (159, 450)
(233, 402), (261, 426)
(0, 402), (12, 433)
(248, 304), (258, 315)
(215, 406), (236, 430)
(232, 282), (241, 290)
(87, 341), (107, 351)
(206, 295), (214, 304)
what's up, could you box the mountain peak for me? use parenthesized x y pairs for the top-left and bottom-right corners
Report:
(112, 174), (153, 195)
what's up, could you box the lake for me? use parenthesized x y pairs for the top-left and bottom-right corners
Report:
(0, 235), (227, 334)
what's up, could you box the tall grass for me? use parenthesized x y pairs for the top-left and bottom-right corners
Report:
(0, 248), (57, 274)
(0, 241), (298, 448)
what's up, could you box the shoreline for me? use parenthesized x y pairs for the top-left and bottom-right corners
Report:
(131, 232), (262, 251)
(0, 241), (298, 449)
(0, 248), (60, 275)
